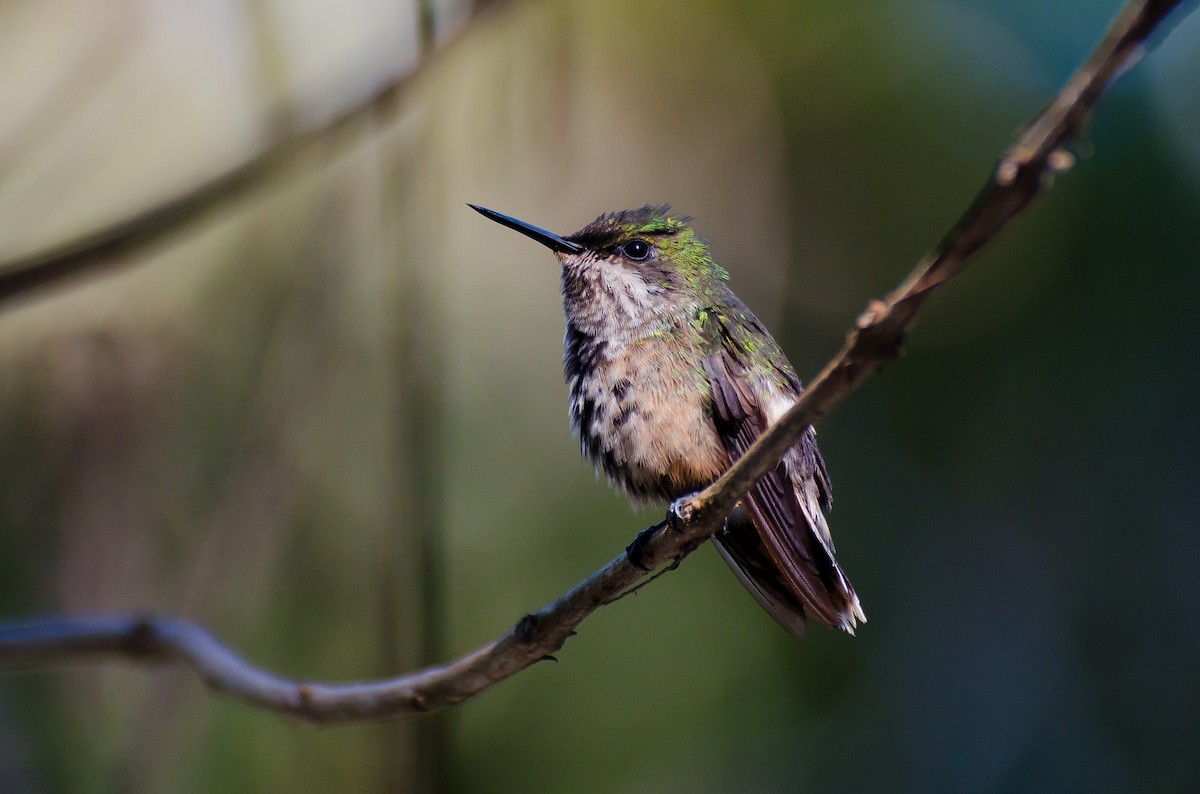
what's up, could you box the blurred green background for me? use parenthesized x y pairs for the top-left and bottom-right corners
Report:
(2, 0), (1199, 791)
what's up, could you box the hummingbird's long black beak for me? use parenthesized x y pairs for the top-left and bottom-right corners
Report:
(468, 204), (582, 254)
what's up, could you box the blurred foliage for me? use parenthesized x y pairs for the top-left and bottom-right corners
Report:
(1, 0), (1199, 792)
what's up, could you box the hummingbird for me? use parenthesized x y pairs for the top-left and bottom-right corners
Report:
(470, 203), (865, 637)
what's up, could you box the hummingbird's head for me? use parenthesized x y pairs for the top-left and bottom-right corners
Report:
(470, 204), (729, 334)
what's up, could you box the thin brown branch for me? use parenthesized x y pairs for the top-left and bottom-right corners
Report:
(687, 0), (1187, 525)
(0, 0), (1187, 723)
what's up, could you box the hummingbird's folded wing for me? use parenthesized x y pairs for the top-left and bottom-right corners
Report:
(705, 318), (864, 635)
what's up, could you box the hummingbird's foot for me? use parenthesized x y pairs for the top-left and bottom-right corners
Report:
(667, 494), (699, 533)
(625, 525), (660, 572)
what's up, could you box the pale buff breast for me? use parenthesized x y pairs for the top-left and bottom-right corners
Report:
(570, 334), (727, 503)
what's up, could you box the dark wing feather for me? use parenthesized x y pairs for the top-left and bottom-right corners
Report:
(704, 310), (863, 636)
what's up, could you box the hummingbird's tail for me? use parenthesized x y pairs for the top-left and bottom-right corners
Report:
(714, 508), (811, 637)
(715, 499), (865, 637)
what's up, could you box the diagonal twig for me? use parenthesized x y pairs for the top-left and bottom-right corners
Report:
(0, 0), (1187, 724)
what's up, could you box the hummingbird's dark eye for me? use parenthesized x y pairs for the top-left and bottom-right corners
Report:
(621, 239), (651, 261)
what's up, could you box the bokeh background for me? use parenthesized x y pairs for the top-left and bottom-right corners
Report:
(2, 0), (1199, 791)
